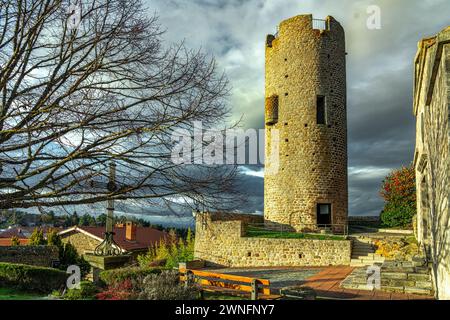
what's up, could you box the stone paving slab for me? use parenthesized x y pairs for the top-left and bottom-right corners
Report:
(301, 266), (435, 300)
(203, 267), (323, 289)
(202, 266), (435, 300)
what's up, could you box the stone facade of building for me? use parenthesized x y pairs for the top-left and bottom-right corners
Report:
(194, 212), (351, 267)
(413, 26), (450, 300)
(264, 15), (348, 232)
(61, 231), (100, 255)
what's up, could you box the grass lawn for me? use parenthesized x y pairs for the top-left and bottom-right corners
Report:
(0, 287), (46, 300)
(245, 227), (346, 241)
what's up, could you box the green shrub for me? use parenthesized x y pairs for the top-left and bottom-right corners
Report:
(138, 270), (200, 300)
(10, 236), (20, 246)
(64, 281), (98, 300)
(0, 262), (67, 293)
(137, 228), (194, 269)
(28, 228), (46, 245)
(58, 243), (91, 277)
(99, 267), (162, 287)
(380, 202), (416, 228)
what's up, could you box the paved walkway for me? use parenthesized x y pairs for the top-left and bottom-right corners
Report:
(204, 266), (435, 300)
(300, 266), (434, 300)
(204, 267), (323, 289)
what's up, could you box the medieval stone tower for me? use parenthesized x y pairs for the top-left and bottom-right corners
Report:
(264, 14), (348, 232)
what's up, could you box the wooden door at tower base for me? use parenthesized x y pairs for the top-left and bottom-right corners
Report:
(317, 203), (331, 225)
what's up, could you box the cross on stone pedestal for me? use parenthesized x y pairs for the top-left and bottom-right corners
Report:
(94, 162), (121, 256)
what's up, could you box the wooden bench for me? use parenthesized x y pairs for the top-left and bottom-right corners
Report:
(179, 267), (281, 300)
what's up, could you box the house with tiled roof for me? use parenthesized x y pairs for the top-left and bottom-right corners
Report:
(0, 226), (61, 246)
(58, 222), (169, 257)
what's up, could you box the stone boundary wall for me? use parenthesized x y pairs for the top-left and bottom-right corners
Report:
(0, 245), (59, 267)
(348, 216), (380, 223)
(194, 213), (351, 267)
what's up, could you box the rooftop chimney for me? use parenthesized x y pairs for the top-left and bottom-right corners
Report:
(125, 221), (137, 242)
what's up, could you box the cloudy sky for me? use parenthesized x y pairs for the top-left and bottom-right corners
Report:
(138, 0), (450, 218)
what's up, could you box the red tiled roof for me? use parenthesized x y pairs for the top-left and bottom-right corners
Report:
(61, 226), (170, 252)
(0, 226), (62, 239)
(0, 238), (30, 246)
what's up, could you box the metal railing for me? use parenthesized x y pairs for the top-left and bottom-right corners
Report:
(312, 19), (328, 31)
(246, 223), (348, 237)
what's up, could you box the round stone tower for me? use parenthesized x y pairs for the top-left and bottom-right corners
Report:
(264, 14), (348, 232)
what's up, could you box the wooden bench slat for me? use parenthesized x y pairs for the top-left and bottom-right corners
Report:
(179, 268), (270, 286)
(180, 268), (272, 298)
(181, 276), (271, 295)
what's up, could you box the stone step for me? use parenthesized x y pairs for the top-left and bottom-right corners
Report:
(403, 287), (433, 296)
(342, 278), (433, 295)
(382, 266), (415, 273)
(414, 267), (430, 274)
(351, 254), (384, 260)
(354, 244), (374, 248)
(351, 250), (375, 256)
(407, 273), (431, 281)
(351, 256), (384, 262)
(352, 249), (374, 253)
(352, 245), (375, 250)
(350, 262), (369, 267)
(350, 260), (382, 267)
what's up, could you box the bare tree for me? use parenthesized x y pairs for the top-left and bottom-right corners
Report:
(0, 0), (240, 212)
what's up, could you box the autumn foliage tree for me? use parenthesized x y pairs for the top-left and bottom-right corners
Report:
(380, 166), (416, 228)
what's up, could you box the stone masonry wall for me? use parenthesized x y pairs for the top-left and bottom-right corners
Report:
(61, 232), (100, 255)
(413, 27), (450, 300)
(0, 245), (59, 267)
(194, 213), (351, 267)
(264, 14), (348, 232)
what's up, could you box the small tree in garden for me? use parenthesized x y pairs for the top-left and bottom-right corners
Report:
(10, 235), (20, 246)
(137, 228), (195, 268)
(380, 166), (416, 228)
(47, 230), (62, 247)
(28, 228), (46, 245)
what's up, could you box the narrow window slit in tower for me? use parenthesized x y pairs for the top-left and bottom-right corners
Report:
(316, 95), (326, 125)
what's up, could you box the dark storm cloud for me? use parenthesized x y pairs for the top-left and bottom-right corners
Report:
(143, 0), (450, 217)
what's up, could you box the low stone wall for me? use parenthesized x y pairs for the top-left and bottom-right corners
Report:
(348, 216), (380, 223)
(194, 213), (351, 267)
(0, 245), (59, 267)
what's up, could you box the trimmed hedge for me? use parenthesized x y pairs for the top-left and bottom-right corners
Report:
(65, 281), (98, 300)
(99, 267), (162, 286)
(0, 262), (67, 293)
